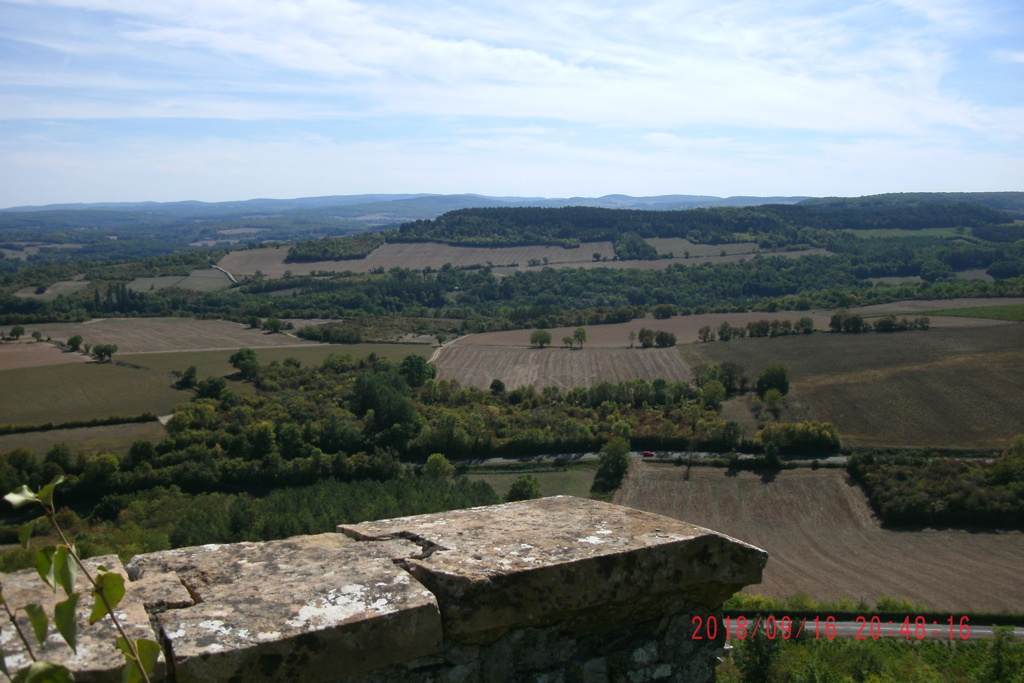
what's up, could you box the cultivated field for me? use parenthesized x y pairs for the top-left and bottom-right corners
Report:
(0, 342), (432, 429)
(642, 237), (758, 257)
(127, 268), (232, 293)
(454, 312), (838, 349)
(217, 242), (833, 279)
(0, 341), (89, 371)
(682, 323), (1024, 448)
(822, 296), (1024, 317)
(0, 362), (187, 425)
(0, 421), (167, 458)
(433, 346), (691, 390)
(466, 468), (596, 500)
(491, 248), (833, 276)
(617, 463), (1024, 613)
(14, 318), (319, 355)
(217, 242), (618, 278)
(122, 343), (431, 379)
(13, 277), (89, 300)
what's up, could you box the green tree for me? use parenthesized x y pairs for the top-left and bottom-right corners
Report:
(93, 343), (118, 362)
(573, 327), (587, 349)
(638, 328), (655, 348)
(175, 365), (199, 389)
(10, 325), (24, 340)
(489, 378), (505, 395)
(529, 329), (552, 348)
(562, 335), (574, 349)
(229, 348), (261, 382)
(31, 330), (42, 342)
(591, 437), (630, 494)
(262, 317), (284, 333)
(67, 335), (83, 352)
(423, 453), (456, 481)
(399, 353), (434, 388)
(506, 474), (543, 501)
(795, 316), (815, 334)
(756, 363), (790, 397)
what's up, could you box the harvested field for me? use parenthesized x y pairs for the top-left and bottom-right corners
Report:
(217, 242), (832, 279)
(682, 324), (1024, 448)
(433, 346), (691, 390)
(217, 242), (617, 278)
(617, 464), (1024, 613)
(0, 342), (88, 371)
(16, 318), (319, 355)
(454, 312), (838, 349)
(0, 421), (167, 459)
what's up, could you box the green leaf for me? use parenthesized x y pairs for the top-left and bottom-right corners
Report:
(18, 521), (35, 550)
(53, 546), (77, 597)
(35, 547), (56, 592)
(5, 485), (39, 509)
(54, 593), (79, 653)
(89, 571), (125, 624)
(36, 476), (64, 508)
(12, 661), (75, 683)
(24, 603), (48, 646)
(117, 637), (161, 683)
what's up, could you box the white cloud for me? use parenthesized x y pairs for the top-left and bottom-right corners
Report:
(0, 0), (1021, 204)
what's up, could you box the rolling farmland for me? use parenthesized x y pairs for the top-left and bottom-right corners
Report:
(682, 323), (1024, 448)
(433, 345), (691, 390)
(617, 463), (1024, 613)
(11, 317), (320, 355)
(217, 241), (833, 279)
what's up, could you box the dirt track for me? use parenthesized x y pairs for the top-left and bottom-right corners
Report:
(617, 464), (1024, 613)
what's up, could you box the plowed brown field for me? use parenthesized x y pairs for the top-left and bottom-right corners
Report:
(15, 318), (319, 355)
(433, 346), (691, 390)
(617, 464), (1024, 613)
(683, 323), (1024, 448)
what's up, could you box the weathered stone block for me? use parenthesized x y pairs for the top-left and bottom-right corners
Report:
(340, 496), (767, 644)
(126, 534), (443, 682)
(0, 554), (164, 682)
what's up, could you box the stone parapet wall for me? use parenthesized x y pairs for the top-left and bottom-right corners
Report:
(1, 497), (767, 682)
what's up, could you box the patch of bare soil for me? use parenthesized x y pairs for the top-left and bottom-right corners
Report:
(0, 342), (89, 371)
(617, 464), (1024, 613)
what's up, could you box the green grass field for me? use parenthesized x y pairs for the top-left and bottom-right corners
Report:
(466, 467), (596, 500)
(922, 303), (1024, 322)
(0, 421), (167, 458)
(121, 343), (431, 380)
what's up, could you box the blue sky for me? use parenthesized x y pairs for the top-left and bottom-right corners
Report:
(0, 0), (1021, 207)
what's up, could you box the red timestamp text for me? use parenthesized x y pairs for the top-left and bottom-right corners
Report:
(690, 615), (973, 641)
